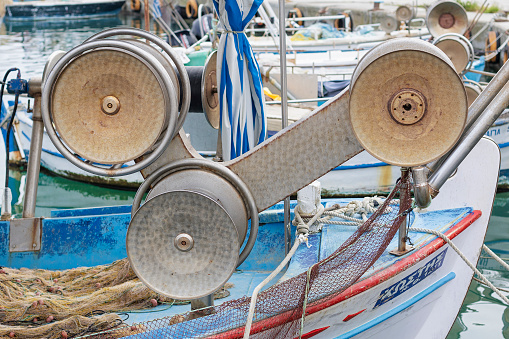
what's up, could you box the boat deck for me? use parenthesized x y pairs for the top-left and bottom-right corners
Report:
(104, 201), (475, 326)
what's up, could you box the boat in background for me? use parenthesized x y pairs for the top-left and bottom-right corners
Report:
(3, 0), (125, 21)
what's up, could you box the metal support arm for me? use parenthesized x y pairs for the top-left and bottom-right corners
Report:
(141, 89), (363, 212)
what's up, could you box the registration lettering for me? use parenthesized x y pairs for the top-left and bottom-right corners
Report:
(373, 249), (447, 308)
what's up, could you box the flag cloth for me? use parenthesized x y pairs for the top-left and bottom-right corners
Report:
(152, 0), (162, 18)
(213, 0), (267, 161)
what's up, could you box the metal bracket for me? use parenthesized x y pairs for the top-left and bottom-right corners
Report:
(389, 245), (415, 256)
(9, 218), (42, 252)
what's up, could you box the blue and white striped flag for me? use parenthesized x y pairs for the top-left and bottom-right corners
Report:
(152, 0), (162, 18)
(213, 0), (267, 161)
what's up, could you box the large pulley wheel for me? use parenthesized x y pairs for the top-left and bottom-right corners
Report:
(350, 38), (467, 167)
(128, 159), (259, 300)
(128, 190), (239, 300)
(433, 33), (474, 74)
(41, 28), (191, 177)
(426, 0), (468, 38)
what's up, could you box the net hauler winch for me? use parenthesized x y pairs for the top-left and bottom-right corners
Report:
(426, 0), (468, 38)
(127, 159), (258, 300)
(433, 33), (475, 75)
(33, 31), (480, 303)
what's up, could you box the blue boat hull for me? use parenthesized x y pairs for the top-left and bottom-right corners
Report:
(4, 0), (125, 21)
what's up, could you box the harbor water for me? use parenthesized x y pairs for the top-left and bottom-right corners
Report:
(1, 12), (508, 338)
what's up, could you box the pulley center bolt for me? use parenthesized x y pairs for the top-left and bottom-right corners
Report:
(389, 89), (427, 125)
(174, 233), (194, 252)
(101, 96), (121, 115)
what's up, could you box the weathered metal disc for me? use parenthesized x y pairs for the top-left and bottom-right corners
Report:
(202, 50), (220, 129)
(127, 39), (181, 108)
(434, 37), (471, 73)
(396, 5), (414, 22)
(51, 49), (166, 164)
(146, 168), (248, 245)
(380, 16), (398, 33)
(127, 190), (239, 300)
(426, 0), (468, 38)
(350, 38), (467, 167)
(464, 82), (482, 107)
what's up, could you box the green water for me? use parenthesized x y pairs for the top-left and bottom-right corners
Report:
(1, 11), (508, 338)
(6, 168), (509, 337)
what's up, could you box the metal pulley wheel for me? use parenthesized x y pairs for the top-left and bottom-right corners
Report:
(380, 16), (399, 34)
(41, 28), (190, 177)
(395, 5), (414, 22)
(426, 0), (468, 38)
(463, 80), (483, 107)
(128, 159), (258, 300)
(201, 50), (220, 129)
(433, 33), (474, 74)
(349, 38), (467, 167)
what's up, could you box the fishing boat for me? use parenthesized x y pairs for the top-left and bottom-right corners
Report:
(2, 0), (125, 21)
(0, 14), (508, 337)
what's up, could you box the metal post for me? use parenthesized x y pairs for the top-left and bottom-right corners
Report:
(189, 294), (214, 319)
(278, 0), (291, 258)
(427, 56), (509, 175)
(429, 79), (509, 194)
(22, 77), (43, 219)
(464, 58), (509, 134)
(390, 168), (413, 256)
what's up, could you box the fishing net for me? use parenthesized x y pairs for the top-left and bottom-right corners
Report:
(0, 259), (231, 338)
(76, 170), (412, 338)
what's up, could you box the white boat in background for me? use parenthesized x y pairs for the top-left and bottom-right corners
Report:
(8, 103), (509, 195)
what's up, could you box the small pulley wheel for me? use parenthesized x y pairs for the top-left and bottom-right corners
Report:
(202, 50), (220, 129)
(433, 33), (474, 74)
(396, 5), (414, 22)
(380, 16), (398, 34)
(350, 38), (467, 167)
(463, 80), (483, 108)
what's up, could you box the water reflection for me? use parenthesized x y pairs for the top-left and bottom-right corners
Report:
(447, 192), (509, 339)
(8, 168), (136, 218)
(0, 13), (161, 78)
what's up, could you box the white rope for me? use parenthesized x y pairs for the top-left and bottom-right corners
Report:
(294, 197), (388, 229)
(242, 235), (306, 339)
(243, 205), (325, 338)
(482, 244), (509, 272)
(409, 227), (509, 305)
